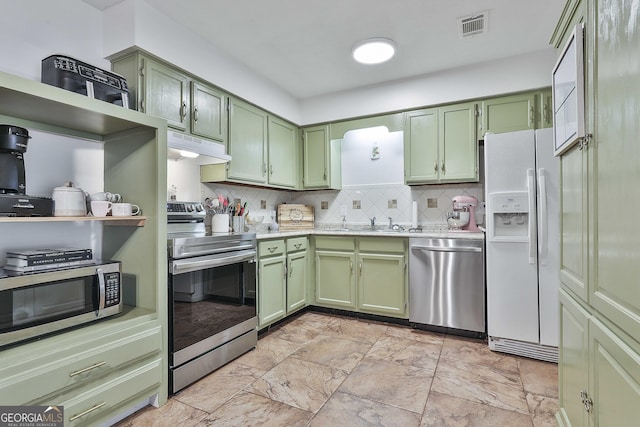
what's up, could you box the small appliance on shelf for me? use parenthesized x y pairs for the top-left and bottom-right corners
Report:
(0, 125), (54, 217)
(41, 55), (130, 108)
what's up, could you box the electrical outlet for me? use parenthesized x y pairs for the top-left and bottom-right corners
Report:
(427, 198), (438, 208)
(260, 200), (267, 209)
(352, 200), (361, 210)
(388, 199), (397, 209)
(321, 201), (328, 209)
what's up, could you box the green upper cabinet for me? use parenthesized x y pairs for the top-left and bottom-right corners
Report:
(404, 102), (478, 185)
(404, 108), (438, 183)
(191, 80), (227, 142)
(227, 97), (269, 184)
(111, 51), (227, 144)
(267, 115), (298, 188)
(537, 90), (554, 129)
(481, 92), (536, 137)
(302, 124), (341, 189)
(439, 102), (478, 182)
(140, 57), (190, 131)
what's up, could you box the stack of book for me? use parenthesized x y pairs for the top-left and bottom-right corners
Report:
(4, 248), (94, 273)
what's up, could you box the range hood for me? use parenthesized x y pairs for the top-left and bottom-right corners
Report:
(167, 130), (231, 163)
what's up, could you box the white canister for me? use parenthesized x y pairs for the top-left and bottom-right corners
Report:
(212, 214), (230, 233)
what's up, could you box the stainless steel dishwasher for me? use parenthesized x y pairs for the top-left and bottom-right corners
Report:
(409, 237), (485, 335)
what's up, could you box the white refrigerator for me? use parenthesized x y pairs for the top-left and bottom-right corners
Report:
(484, 128), (560, 363)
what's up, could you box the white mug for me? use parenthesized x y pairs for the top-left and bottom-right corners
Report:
(90, 191), (122, 203)
(91, 200), (112, 217)
(112, 202), (140, 217)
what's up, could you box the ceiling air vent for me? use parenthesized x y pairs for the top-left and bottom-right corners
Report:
(458, 11), (488, 39)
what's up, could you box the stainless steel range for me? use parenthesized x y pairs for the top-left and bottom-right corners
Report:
(167, 201), (257, 394)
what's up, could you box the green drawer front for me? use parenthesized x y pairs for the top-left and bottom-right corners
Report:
(314, 236), (355, 251)
(259, 239), (286, 257)
(62, 358), (162, 426)
(0, 324), (162, 405)
(287, 237), (308, 252)
(358, 237), (406, 253)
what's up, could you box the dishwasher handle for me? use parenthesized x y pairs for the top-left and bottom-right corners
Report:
(410, 245), (482, 253)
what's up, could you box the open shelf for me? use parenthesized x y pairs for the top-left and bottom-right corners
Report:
(0, 215), (146, 226)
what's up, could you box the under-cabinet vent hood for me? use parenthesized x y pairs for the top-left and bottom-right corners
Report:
(167, 131), (231, 163)
(458, 11), (488, 39)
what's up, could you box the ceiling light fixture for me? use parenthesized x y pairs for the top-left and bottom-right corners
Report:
(352, 38), (396, 64)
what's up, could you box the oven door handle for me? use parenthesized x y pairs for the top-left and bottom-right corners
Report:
(170, 249), (256, 275)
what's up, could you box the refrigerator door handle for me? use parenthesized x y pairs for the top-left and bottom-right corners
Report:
(527, 168), (536, 264)
(538, 168), (548, 264)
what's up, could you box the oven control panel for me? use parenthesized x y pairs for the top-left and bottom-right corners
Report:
(167, 202), (205, 214)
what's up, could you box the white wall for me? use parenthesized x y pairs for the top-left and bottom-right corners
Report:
(0, 0), (107, 80)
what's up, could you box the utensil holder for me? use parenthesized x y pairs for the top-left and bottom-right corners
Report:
(212, 214), (230, 233)
(232, 216), (245, 232)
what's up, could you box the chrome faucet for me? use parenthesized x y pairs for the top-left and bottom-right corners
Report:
(388, 217), (393, 229)
(369, 217), (376, 229)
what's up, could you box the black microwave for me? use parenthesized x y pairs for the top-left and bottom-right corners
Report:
(0, 261), (122, 347)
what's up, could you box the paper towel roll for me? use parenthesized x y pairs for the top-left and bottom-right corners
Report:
(411, 201), (418, 228)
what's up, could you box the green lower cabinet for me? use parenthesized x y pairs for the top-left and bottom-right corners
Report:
(558, 288), (590, 427)
(358, 253), (406, 316)
(258, 237), (309, 328)
(314, 236), (408, 318)
(287, 249), (308, 313)
(558, 288), (640, 427)
(258, 240), (287, 327)
(590, 317), (640, 427)
(315, 250), (357, 309)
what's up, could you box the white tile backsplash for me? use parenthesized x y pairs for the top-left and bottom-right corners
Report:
(196, 181), (482, 228)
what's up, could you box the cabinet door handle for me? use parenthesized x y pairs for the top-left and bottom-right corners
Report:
(350, 260), (353, 272)
(434, 162), (438, 172)
(180, 101), (187, 119)
(69, 361), (106, 377)
(294, 243), (302, 249)
(529, 106), (534, 127)
(268, 246), (277, 253)
(288, 263), (293, 278)
(359, 261), (362, 275)
(323, 168), (327, 180)
(69, 402), (106, 422)
(580, 390), (593, 413)
(263, 163), (267, 176)
(194, 107), (199, 122)
(543, 103), (549, 123)
(270, 164), (273, 176)
(441, 161), (446, 175)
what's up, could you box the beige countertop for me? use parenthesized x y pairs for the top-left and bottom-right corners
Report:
(255, 227), (485, 240)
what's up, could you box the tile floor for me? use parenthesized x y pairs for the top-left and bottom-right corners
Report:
(116, 311), (558, 427)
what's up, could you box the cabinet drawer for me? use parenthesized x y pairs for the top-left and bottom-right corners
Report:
(61, 358), (162, 426)
(0, 323), (162, 405)
(314, 236), (355, 251)
(358, 237), (406, 253)
(258, 239), (286, 257)
(287, 237), (308, 252)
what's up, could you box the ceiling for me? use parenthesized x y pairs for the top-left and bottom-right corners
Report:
(85, 0), (566, 100)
